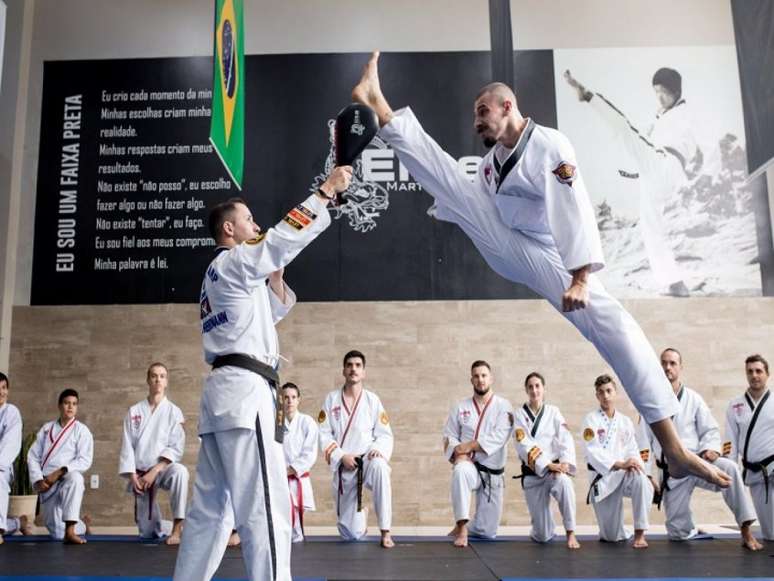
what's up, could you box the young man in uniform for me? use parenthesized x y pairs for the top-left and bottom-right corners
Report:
(27, 388), (93, 544)
(582, 375), (652, 548)
(318, 350), (394, 548)
(0, 372), (30, 543)
(638, 348), (761, 550)
(513, 372), (579, 549)
(172, 166), (352, 581)
(282, 382), (318, 543)
(724, 354), (773, 541)
(119, 362), (188, 544)
(443, 360), (513, 547)
(351, 51), (728, 491)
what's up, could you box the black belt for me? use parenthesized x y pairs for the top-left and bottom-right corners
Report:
(474, 462), (505, 503)
(654, 457), (670, 509)
(513, 459), (558, 489)
(337, 455), (365, 515)
(212, 353), (283, 443)
(743, 453), (774, 504)
(586, 463), (604, 505)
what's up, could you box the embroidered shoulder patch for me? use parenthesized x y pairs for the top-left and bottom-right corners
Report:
(380, 411), (390, 426)
(722, 441), (732, 456)
(552, 161), (576, 186)
(245, 233), (266, 245)
(283, 204), (317, 231)
(583, 427), (594, 442)
(317, 410), (326, 424)
(515, 428), (526, 442)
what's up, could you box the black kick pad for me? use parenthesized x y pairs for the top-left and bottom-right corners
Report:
(335, 103), (378, 165)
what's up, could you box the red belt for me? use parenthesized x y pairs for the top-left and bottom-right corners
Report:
(288, 472), (310, 533)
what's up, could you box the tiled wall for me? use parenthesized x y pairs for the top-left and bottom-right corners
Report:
(9, 297), (773, 528)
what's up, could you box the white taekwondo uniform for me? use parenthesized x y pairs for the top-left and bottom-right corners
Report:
(380, 108), (678, 426)
(0, 403), (22, 534)
(27, 418), (93, 540)
(513, 403), (577, 542)
(172, 193), (331, 581)
(119, 396), (188, 538)
(318, 388), (393, 540)
(637, 385), (755, 539)
(283, 411), (318, 542)
(724, 388), (774, 539)
(582, 408), (652, 541)
(587, 95), (700, 287)
(443, 394), (513, 538)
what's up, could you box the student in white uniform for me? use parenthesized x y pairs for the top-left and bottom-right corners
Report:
(443, 360), (513, 547)
(351, 51), (728, 490)
(119, 362), (188, 544)
(318, 350), (395, 548)
(582, 374), (652, 548)
(281, 382), (318, 543)
(564, 68), (700, 297)
(0, 372), (31, 543)
(724, 354), (774, 541)
(513, 372), (579, 549)
(172, 166), (352, 581)
(638, 348), (761, 550)
(28, 388), (93, 544)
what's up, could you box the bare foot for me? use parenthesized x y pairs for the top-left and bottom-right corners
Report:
(563, 70), (592, 102)
(380, 530), (395, 549)
(165, 520), (183, 546)
(451, 523), (468, 548)
(665, 448), (731, 487)
(0, 534), (4, 545)
(227, 530), (241, 547)
(19, 515), (33, 536)
(82, 514), (93, 536)
(351, 51), (393, 127)
(741, 525), (763, 551)
(632, 530), (648, 549)
(64, 530), (87, 545)
(567, 531), (580, 550)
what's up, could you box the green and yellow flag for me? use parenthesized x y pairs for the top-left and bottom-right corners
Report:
(210, 0), (245, 189)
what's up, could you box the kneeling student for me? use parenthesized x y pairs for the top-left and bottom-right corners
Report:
(28, 389), (93, 544)
(443, 360), (513, 547)
(119, 363), (189, 544)
(583, 375), (652, 548)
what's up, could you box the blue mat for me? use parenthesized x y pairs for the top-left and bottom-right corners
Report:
(0, 577), (325, 581)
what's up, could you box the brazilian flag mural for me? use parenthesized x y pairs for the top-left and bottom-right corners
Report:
(210, 0), (244, 189)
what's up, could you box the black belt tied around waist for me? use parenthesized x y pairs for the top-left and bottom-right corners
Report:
(513, 459), (559, 489)
(586, 463), (604, 505)
(212, 353), (284, 443)
(743, 453), (774, 503)
(337, 455), (365, 515)
(474, 462), (505, 503)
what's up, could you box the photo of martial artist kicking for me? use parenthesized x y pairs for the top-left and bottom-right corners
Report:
(350, 51), (730, 490)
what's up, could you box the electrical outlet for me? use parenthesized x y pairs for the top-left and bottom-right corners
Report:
(90, 474), (99, 489)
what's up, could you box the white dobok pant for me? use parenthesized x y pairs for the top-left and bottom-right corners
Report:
(173, 390), (291, 581)
(748, 472), (774, 540)
(591, 471), (653, 541)
(1, 470), (21, 534)
(383, 114), (678, 425)
(40, 472), (88, 540)
(451, 461), (504, 539)
(132, 463), (189, 538)
(333, 456), (392, 540)
(523, 473), (577, 542)
(663, 457), (756, 540)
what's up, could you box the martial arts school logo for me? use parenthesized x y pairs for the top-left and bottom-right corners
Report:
(552, 161), (576, 186)
(483, 164), (494, 186)
(131, 414), (142, 430)
(331, 405), (342, 421)
(310, 119), (391, 233)
(317, 410), (326, 424)
(459, 409), (471, 424)
(350, 110), (366, 136)
(732, 402), (745, 415)
(596, 428), (606, 442)
(583, 428), (594, 442)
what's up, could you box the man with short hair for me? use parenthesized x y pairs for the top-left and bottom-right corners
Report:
(172, 166), (351, 581)
(513, 372), (579, 549)
(119, 362), (188, 544)
(564, 67), (701, 297)
(443, 360), (513, 547)
(583, 375), (652, 548)
(0, 372), (31, 543)
(27, 388), (93, 544)
(351, 51), (728, 490)
(724, 354), (774, 540)
(318, 350), (394, 548)
(282, 382), (318, 543)
(638, 348), (761, 550)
